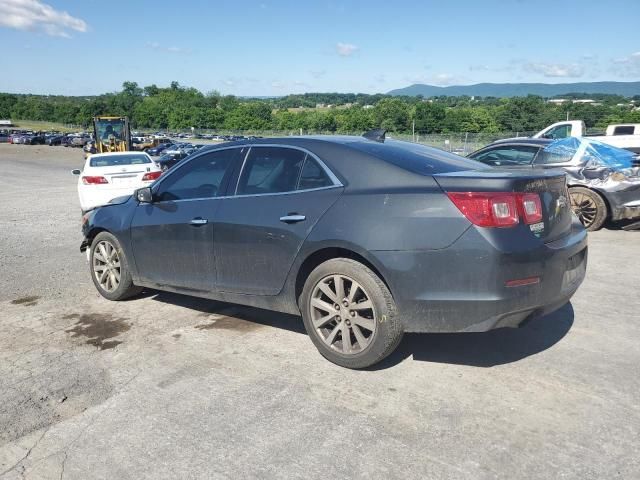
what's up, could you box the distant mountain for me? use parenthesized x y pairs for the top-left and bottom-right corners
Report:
(387, 81), (640, 98)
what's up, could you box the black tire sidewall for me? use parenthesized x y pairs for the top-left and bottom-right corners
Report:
(300, 258), (403, 369)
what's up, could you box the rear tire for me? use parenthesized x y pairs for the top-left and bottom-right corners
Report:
(89, 232), (142, 301)
(569, 186), (607, 231)
(300, 258), (403, 369)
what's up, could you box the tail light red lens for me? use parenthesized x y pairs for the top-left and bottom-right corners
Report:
(519, 193), (543, 224)
(82, 176), (108, 185)
(447, 192), (544, 228)
(447, 192), (519, 227)
(142, 171), (162, 181)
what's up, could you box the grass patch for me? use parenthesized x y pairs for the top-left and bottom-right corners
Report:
(11, 120), (81, 133)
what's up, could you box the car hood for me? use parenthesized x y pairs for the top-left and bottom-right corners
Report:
(108, 194), (133, 205)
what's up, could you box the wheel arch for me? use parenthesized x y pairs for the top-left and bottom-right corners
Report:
(293, 245), (392, 306)
(568, 184), (612, 219)
(81, 226), (109, 251)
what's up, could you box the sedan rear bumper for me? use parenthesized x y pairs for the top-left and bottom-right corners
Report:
(371, 220), (588, 333)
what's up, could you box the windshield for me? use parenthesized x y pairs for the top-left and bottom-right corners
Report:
(538, 137), (636, 169)
(90, 154), (151, 167)
(95, 118), (125, 141)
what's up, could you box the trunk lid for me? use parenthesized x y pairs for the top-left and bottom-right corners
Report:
(103, 165), (152, 187)
(434, 168), (573, 243)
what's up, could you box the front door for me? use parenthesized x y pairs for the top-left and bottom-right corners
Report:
(215, 146), (343, 295)
(130, 147), (244, 292)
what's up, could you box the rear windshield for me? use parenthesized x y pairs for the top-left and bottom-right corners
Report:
(345, 139), (488, 175)
(90, 154), (152, 167)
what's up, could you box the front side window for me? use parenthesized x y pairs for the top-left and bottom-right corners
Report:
(470, 146), (539, 166)
(155, 148), (241, 201)
(236, 147), (306, 195)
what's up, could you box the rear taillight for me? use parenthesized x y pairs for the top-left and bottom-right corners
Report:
(519, 193), (543, 224)
(142, 171), (162, 181)
(82, 176), (108, 185)
(447, 192), (519, 227)
(447, 192), (543, 228)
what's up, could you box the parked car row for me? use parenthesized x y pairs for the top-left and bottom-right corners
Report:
(3, 130), (93, 147)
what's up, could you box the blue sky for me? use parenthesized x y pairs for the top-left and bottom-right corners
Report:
(1, 0), (639, 96)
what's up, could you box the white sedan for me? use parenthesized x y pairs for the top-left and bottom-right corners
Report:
(72, 151), (162, 212)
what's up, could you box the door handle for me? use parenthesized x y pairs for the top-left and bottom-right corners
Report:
(190, 218), (208, 226)
(279, 214), (306, 224)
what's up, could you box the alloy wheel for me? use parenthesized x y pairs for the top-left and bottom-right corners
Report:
(92, 240), (121, 292)
(570, 192), (597, 228)
(310, 274), (377, 355)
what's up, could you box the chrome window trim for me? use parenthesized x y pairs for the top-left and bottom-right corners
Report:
(149, 184), (343, 205)
(148, 143), (343, 205)
(233, 144), (343, 196)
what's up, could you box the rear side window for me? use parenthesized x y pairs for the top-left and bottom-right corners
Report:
(90, 154), (151, 167)
(612, 126), (635, 135)
(155, 148), (241, 201)
(298, 157), (332, 190)
(470, 146), (539, 166)
(237, 147), (306, 195)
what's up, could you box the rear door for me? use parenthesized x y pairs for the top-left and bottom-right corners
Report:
(214, 146), (343, 295)
(130, 147), (243, 292)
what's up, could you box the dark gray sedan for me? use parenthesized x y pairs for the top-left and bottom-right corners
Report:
(80, 134), (587, 368)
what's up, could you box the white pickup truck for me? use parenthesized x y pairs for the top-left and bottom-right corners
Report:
(533, 120), (640, 153)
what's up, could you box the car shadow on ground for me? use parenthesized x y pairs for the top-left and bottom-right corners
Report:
(371, 302), (575, 370)
(148, 290), (306, 334)
(145, 290), (573, 370)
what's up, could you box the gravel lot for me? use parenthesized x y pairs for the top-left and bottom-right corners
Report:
(0, 143), (639, 479)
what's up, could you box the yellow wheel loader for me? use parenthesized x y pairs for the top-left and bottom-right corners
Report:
(92, 116), (132, 153)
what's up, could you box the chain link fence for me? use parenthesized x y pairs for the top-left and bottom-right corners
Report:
(152, 129), (537, 156)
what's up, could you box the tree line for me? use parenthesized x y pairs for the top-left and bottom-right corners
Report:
(1, 81), (639, 134)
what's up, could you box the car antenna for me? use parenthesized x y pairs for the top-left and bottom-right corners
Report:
(362, 128), (386, 143)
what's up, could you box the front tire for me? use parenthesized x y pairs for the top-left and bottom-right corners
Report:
(89, 232), (142, 300)
(300, 258), (403, 369)
(569, 187), (607, 231)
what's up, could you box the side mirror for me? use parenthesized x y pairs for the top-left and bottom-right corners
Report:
(71, 169), (81, 175)
(136, 187), (153, 203)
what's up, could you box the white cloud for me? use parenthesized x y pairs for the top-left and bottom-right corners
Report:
(431, 73), (457, 86)
(336, 42), (358, 57)
(524, 62), (584, 78)
(146, 41), (191, 54)
(271, 81), (285, 89)
(0, 0), (87, 37)
(610, 51), (640, 77)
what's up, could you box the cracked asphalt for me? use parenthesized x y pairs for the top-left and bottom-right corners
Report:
(0, 144), (639, 479)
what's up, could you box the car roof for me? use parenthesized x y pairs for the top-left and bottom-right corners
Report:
(194, 134), (488, 190)
(488, 137), (553, 147)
